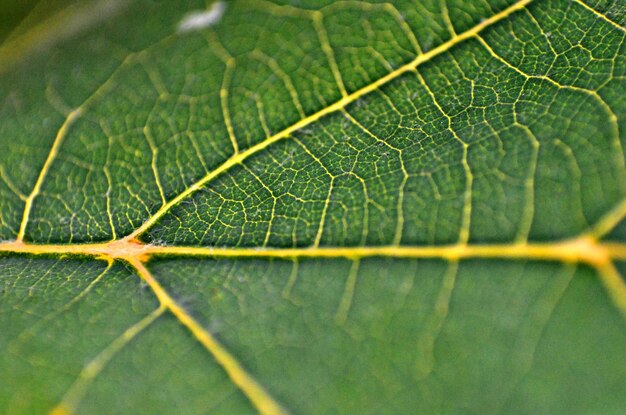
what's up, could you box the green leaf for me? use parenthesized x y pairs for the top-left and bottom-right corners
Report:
(1, 0), (625, 414)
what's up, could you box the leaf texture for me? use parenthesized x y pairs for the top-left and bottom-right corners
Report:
(1, 0), (625, 414)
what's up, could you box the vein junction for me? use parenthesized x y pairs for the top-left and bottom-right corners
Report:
(3, 0), (626, 414)
(1, 231), (626, 311)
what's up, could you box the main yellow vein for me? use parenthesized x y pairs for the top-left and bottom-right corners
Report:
(125, 257), (288, 415)
(2, 236), (625, 314)
(126, 0), (534, 240)
(573, 0), (626, 32)
(4, 1), (624, 413)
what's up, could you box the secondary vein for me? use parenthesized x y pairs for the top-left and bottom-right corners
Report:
(125, 257), (289, 415)
(126, 0), (534, 240)
(17, 108), (82, 241)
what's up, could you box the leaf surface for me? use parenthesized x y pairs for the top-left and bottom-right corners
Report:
(1, 0), (625, 414)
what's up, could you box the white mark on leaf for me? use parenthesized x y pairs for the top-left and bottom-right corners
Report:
(177, 1), (226, 33)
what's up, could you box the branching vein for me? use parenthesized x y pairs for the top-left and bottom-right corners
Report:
(125, 257), (288, 415)
(125, 0), (534, 240)
(4, 1), (626, 413)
